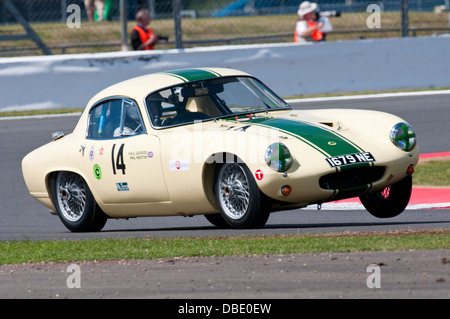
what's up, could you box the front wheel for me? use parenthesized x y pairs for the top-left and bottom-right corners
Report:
(204, 213), (231, 229)
(214, 162), (270, 229)
(51, 172), (107, 232)
(360, 175), (412, 218)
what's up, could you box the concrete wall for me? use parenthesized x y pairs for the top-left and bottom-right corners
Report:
(0, 36), (449, 111)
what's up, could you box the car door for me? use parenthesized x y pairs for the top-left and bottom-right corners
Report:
(84, 98), (169, 204)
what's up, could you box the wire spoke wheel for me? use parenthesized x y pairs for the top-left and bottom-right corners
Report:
(214, 161), (270, 229)
(217, 163), (250, 220)
(56, 172), (87, 222)
(52, 172), (107, 232)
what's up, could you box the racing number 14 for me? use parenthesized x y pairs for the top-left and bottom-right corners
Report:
(112, 144), (126, 174)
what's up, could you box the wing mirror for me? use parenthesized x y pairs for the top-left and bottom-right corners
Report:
(52, 131), (64, 141)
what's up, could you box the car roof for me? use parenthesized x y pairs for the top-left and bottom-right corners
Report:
(87, 67), (251, 107)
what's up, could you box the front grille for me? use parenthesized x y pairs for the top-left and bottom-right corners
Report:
(319, 166), (385, 191)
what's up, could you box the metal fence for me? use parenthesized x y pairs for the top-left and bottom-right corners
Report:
(1, 0), (449, 56)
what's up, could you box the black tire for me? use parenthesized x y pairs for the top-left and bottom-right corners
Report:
(360, 175), (412, 218)
(51, 172), (107, 232)
(214, 162), (270, 229)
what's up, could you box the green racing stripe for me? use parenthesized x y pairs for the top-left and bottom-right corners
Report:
(237, 117), (363, 158)
(226, 116), (374, 198)
(164, 69), (221, 82)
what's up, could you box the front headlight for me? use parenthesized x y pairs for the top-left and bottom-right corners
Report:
(390, 122), (416, 151)
(265, 143), (292, 172)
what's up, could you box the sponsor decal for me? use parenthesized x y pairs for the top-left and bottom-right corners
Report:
(385, 174), (394, 184)
(89, 146), (95, 161)
(325, 152), (375, 168)
(116, 182), (129, 192)
(93, 164), (102, 180)
(99, 147), (104, 156)
(128, 150), (153, 160)
(255, 169), (264, 181)
(79, 144), (86, 156)
(170, 159), (190, 171)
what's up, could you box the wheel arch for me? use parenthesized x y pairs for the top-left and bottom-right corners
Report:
(45, 169), (100, 208)
(201, 152), (246, 212)
(47, 170), (108, 232)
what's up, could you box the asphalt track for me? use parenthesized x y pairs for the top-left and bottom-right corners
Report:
(1, 249), (448, 299)
(1, 91), (449, 241)
(0, 91), (449, 299)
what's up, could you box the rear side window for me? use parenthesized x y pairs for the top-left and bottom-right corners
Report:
(87, 98), (144, 138)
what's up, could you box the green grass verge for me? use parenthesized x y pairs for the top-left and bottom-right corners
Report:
(0, 230), (448, 266)
(414, 160), (450, 187)
(284, 87), (450, 100)
(0, 107), (83, 118)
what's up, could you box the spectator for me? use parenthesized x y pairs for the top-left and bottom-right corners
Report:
(131, 9), (159, 50)
(84, 0), (105, 23)
(294, 1), (332, 43)
(314, 12), (333, 41)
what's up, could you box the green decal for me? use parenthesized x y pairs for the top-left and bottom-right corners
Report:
(164, 69), (220, 82)
(93, 164), (102, 180)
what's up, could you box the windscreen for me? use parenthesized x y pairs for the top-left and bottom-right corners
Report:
(146, 76), (290, 128)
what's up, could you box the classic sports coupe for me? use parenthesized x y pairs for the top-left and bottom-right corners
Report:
(22, 68), (419, 232)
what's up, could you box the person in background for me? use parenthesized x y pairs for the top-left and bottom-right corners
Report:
(294, 1), (333, 43)
(131, 9), (159, 50)
(84, 0), (105, 23)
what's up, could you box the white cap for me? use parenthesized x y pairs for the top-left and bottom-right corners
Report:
(297, 1), (318, 17)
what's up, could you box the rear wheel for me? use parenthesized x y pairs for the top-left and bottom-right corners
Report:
(51, 172), (107, 232)
(214, 162), (270, 229)
(360, 175), (412, 218)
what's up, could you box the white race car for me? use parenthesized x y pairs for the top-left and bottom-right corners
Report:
(22, 68), (419, 232)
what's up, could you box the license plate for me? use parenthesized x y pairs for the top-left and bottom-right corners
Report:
(326, 152), (375, 168)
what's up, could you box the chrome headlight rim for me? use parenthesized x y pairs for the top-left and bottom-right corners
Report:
(390, 122), (416, 152)
(264, 142), (293, 172)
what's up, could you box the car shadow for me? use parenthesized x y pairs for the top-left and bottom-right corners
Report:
(264, 220), (450, 230)
(99, 219), (450, 234)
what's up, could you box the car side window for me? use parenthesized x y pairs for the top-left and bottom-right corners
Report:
(122, 100), (144, 136)
(146, 86), (217, 128)
(88, 98), (144, 138)
(146, 89), (179, 127)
